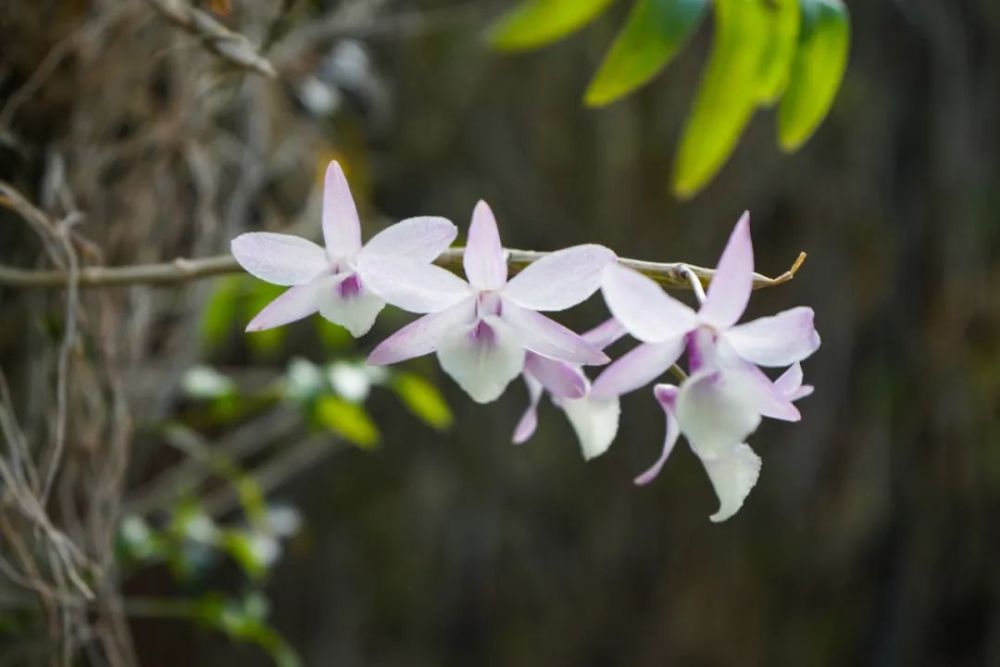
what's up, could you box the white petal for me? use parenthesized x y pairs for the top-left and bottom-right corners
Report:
(724, 307), (821, 367)
(316, 272), (385, 337)
(512, 375), (544, 445)
(231, 233), (328, 286)
(557, 395), (620, 461)
(523, 353), (587, 399)
(582, 318), (628, 350)
(588, 338), (685, 399)
(635, 384), (681, 485)
(701, 443), (761, 523)
(503, 244), (617, 311)
(367, 298), (476, 365)
(437, 315), (525, 403)
(357, 254), (472, 313)
(463, 200), (508, 289)
(245, 276), (328, 331)
(322, 161), (363, 257)
(676, 369), (762, 461)
(600, 264), (697, 343)
(698, 212), (753, 329)
(360, 216), (457, 262)
(500, 300), (608, 365)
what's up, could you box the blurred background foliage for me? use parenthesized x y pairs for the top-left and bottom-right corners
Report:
(0, 0), (998, 666)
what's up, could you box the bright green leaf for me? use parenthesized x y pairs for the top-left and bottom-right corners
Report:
(585, 0), (708, 107)
(672, 0), (773, 199)
(314, 395), (380, 448)
(489, 0), (614, 52)
(392, 373), (454, 430)
(754, 0), (800, 104)
(777, 0), (850, 151)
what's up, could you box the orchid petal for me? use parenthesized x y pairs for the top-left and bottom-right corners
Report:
(635, 384), (681, 485)
(463, 200), (507, 289)
(699, 212), (753, 329)
(512, 375), (544, 445)
(316, 272), (385, 337)
(503, 244), (617, 311)
(358, 255), (472, 314)
(728, 355), (802, 422)
(601, 264), (697, 343)
(774, 362), (815, 402)
(360, 216), (458, 262)
(523, 353), (587, 399)
(589, 338), (685, 399)
(558, 395), (620, 461)
(701, 443), (762, 523)
(675, 369), (762, 461)
(581, 317), (628, 351)
(245, 276), (329, 331)
(787, 384), (814, 401)
(500, 300), (608, 365)
(231, 233), (328, 286)
(367, 298), (476, 365)
(322, 161), (363, 257)
(437, 315), (525, 403)
(724, 306), (821, 367)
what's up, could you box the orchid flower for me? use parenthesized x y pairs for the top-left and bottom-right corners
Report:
(591, 212), (820, 422)
(365, 201), (616, 403)
(231, 160), (457, 336)
(635, 360), (814, 523)
(512, 318), (627, 460)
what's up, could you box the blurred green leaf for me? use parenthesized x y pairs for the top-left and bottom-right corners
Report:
(585, 0), (708, 107)
(220, 530), (274, 581)
(489, 0), (614, 51)
(778, 0), (850, 151)
(392, 373), (454, 430)
(316, 318), (353, 349)
(755, 0), (800, 104)
(672, 0), (772, 198)
(200, 276), (243, 349)
(196, 593), (301, 667)
(314, 395), (380, 448)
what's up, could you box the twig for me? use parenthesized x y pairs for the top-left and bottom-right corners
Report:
(143, 0), (277, 78)
(0, 249), (807, 291)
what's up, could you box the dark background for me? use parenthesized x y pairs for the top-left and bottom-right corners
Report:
(1, 1), (998, 665)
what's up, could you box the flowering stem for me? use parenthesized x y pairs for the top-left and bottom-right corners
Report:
(0, 247), (806, 290)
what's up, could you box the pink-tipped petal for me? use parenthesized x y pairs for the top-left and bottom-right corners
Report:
(437, 315), (525, 403)
(702, 443), (761, 523)
(581, 318), (629, 351)
(503, 244), (617, 312)
(316, 272), (385, 337)
(360, 216), (458, 262)
(523, 353), (587, 399)
(367, 298), (476, 365)
(635, 384), (681, 485)
(463, 200), (507, 289)
(231, 233), (328, 286)
(245, 276), (329, 331)
(558, 395), (620, 460)
(512, 376), (544, 445)
(699, 212), (754, 329)
(322, 160), (363, 257)
(724, 306), (821, 367)
(589, 338), (685, 399)
(358, 255), (472, 314)
(500, 300), (608, 366)
(601, 264), (697, 343)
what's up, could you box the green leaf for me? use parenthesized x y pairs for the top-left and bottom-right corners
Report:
(200, 276), (243, 349)
(754, 0), (800, 104)
(489, 0), (614, 52)
(777, 0), (850, 151)
(314, 395), (380, 448)
(672, 0), (773, 199)
(392, 373), (454, 430)
(585, 0), (708, 107)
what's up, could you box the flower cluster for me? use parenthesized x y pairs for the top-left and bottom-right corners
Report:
(231, 161), (820, 522)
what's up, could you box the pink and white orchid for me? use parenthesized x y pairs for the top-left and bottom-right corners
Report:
(591, 212), (820, 423)
(365, 201), (616, 403)
(513, 318), (627, 460)
(231, 160), (457, 337)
